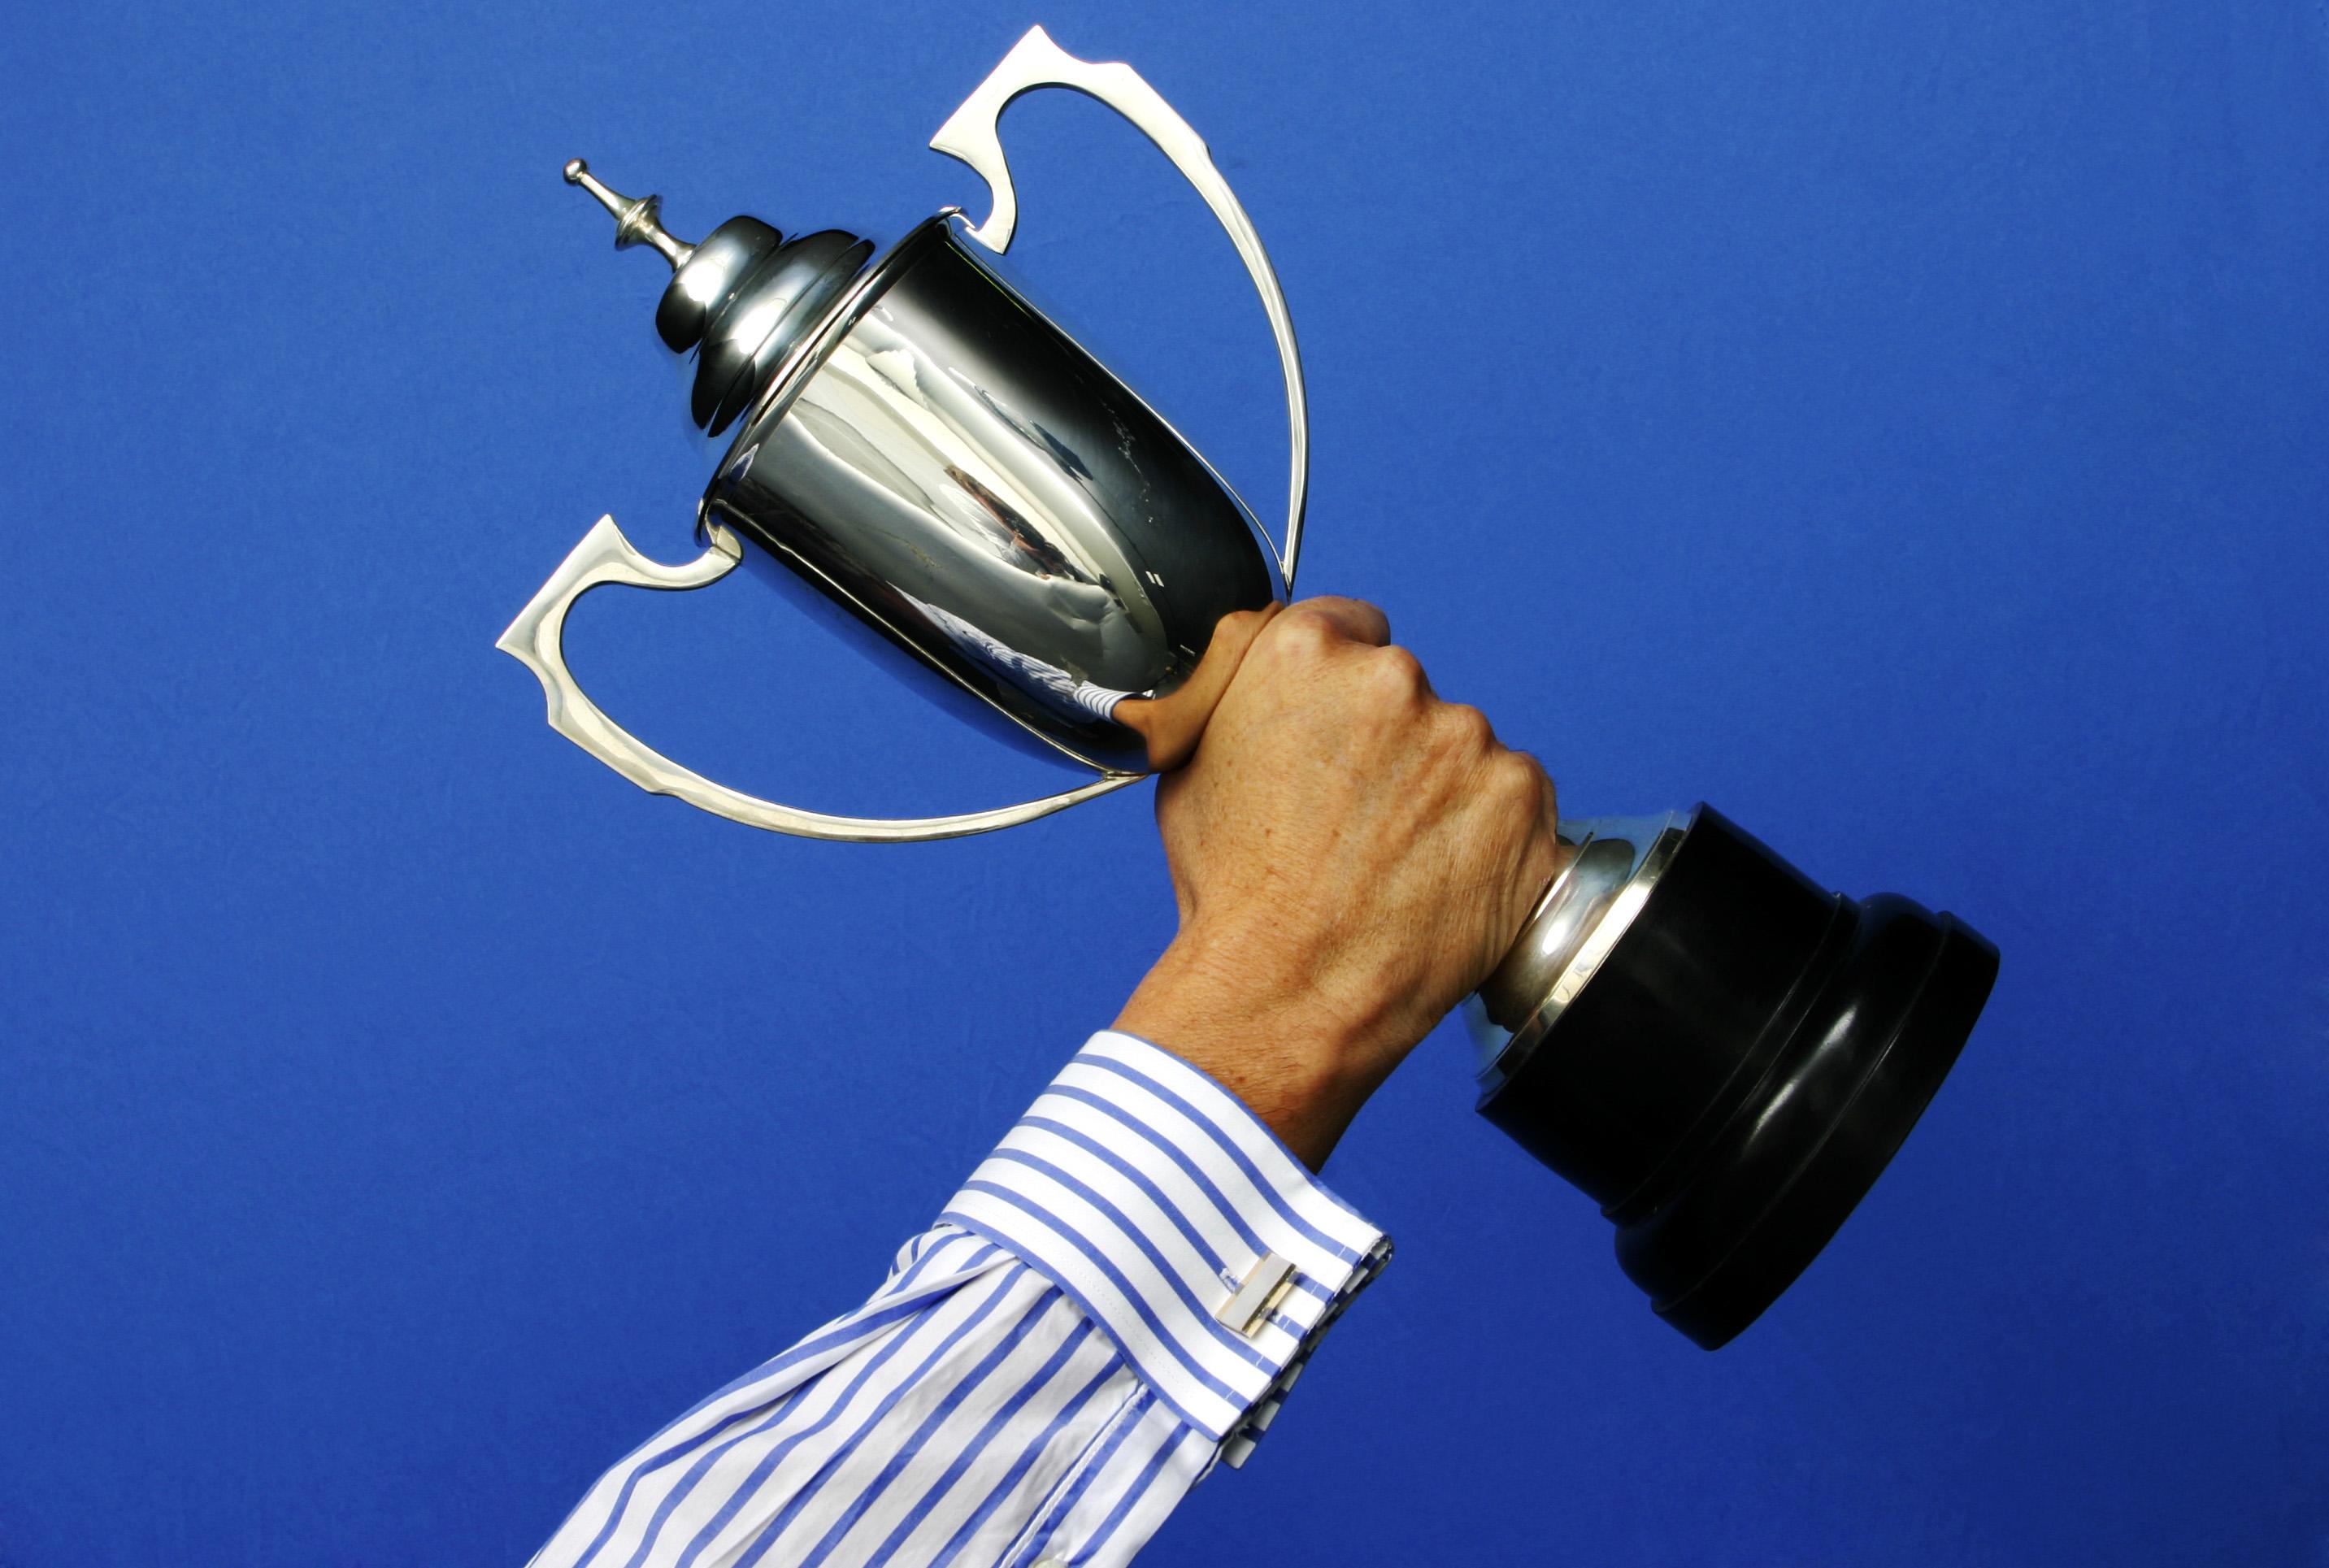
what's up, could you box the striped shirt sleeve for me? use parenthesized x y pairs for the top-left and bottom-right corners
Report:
(528, 1031), (1389, 1568)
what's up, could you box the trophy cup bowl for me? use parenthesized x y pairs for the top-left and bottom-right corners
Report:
(504, 28), (1998, 1349)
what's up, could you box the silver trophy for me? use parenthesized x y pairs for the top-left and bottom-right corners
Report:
(502, 28), (1998, 1348)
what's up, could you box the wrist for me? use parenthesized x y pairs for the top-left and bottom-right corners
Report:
(1111, 923), (1393, 1169)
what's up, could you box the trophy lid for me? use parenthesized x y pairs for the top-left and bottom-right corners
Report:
(564, 160), (874, 437)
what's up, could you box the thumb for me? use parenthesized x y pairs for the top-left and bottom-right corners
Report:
(1115, 604), (1283, 771)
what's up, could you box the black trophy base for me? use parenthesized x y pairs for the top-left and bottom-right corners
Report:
(1477, 806), (1999, 1349)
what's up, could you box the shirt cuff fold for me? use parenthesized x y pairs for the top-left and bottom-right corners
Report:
(940, 1029), (1390, 1443)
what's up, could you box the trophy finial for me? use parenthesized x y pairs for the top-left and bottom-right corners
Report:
(563, 159), (694, 269)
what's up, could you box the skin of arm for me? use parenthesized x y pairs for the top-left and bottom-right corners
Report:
(1114, 596), (1564, 1169)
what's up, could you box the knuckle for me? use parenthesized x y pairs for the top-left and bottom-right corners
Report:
(1309, 593), (1384, 623)
(1506, 748), (1555, 806)
(1270, 606), (1339, 659)
(1370, 645), (1428, 697)
(1438, 701), (1495, 750)
(1212, 606), (1266, 644)
(1489, 749), (1541, 803)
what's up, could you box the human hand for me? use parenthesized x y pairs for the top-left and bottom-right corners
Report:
(1113, 597), (1564, 1168)
(1110, 604), (1282, 771)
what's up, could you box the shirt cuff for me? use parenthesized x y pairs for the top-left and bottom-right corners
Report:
(939, 1029), (1392, 1444)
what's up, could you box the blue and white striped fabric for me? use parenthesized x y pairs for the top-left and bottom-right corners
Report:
(530, 1032), (1390, 1568)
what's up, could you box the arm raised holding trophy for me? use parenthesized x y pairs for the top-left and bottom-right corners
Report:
(511, 28), (1997, 1565)
(526, 596), (1553, 1568)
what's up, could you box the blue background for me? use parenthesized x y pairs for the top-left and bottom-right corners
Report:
(4, 2), (2324, 1562)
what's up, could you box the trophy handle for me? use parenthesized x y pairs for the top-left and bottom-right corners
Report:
(496, 515), (1140, 841)
(931, 24), (1310, 589)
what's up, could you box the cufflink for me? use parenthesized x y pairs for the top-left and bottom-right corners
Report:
(1214, 1252), (1297, 1337)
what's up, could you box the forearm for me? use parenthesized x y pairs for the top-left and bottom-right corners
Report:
(1112, 927), (1386, 1171)
(530, 1230), (1184, 1568)
(529, 1033), (1388, 1568)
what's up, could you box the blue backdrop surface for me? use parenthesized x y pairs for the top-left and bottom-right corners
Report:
(3, 2), (2325, 1562)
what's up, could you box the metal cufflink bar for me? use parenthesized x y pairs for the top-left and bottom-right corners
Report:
(1214, 1252), (1297, 1338)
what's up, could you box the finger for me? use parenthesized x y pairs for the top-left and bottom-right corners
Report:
(1119, 605), (1283, 771)
(1379, 643), (1434, 703)
(1280, 595), (1392, 648)
(1197, 605), (1284, 690)
(1507, 748), (1562, 836)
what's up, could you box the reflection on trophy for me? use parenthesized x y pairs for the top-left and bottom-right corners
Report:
(501, 27), (1999, 1349)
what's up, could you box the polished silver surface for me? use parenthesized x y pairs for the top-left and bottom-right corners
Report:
(688, 229), (872, 438)
(1467, 810), (1697, 1092)
(508, 28), (1312, 838)
(651, 214), (782, 354)
(494, 515), (1139, 840)
(928, 23), (1310, 585)
(705, 216), (1281, 775)
(563, 160), (693, 268)
(567, 163), (876, 438)
(1213, 1251), (1297, 1337)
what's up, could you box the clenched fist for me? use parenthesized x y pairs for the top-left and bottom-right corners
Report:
(1115, 597), (1563, 1168)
